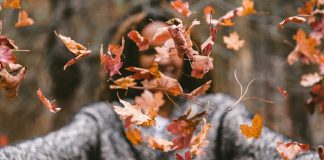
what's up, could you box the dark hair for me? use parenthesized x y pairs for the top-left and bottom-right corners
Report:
(98, 3), (214, 102)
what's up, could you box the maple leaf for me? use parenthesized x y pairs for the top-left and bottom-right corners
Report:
(125, 128), (142, 145)
(300, 72), (322, 87)
(110, 76), (137, 90)
(167, 109), (206, 149)
(55, 31), (91, 70)
(100, 37), (125, 78)
(147, 136), (174, 152)
(127, 30), (149, 51)
(185, 80), (211, 99)
(36, 88), (61, 113)
(3, 0), (21, 9)
(176, 151), (192, 160)
(135, 90), (165, 111)
(276, 86), (288, 99)
(0, 67), (26, 99)
(240, 113), (263, 139)
(126, 63), (161, 80)
(278, 16), (307, 28)
(170, 0), (192, 17)
(0, 45), (16, 69)
(276, 141), (310, 160)
(223, 32), (245, 51)
(15, 10), (34, 28)
(190, 119), (211, 155)
(191, 55), (214, 79)
(238, 0), (256, 17)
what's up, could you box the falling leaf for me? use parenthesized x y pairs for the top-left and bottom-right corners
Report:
(185, 80), (211, 99)
(100, 37), (125, 78)
(176, 151), (192, 160)
(127, 30), (149, 51)
(276, 141), (310, 160)
(223, 32), (245, 51)
(0, 36), (18, 50)
(147, 136), (174, 152)
(190, 119), (211, 155)
(0, 134), (8, 147)
(3, 0), (21, 9)
(240, 113), (263, 139)
(300, 72), (322, 87)
(0, 45), (16, 69)
(15, 10), (34, 28)
(135, 90), (165, 111)
(142, 73), (183, 96)
(170, 0), (192, 17)
(201, 27), (218, 56)
(36, 88), (61, 113)
(238, 0), (256, 17)
(110, 76), (137, 90)
(152, 27), (171, 45)
(298, 0), (316, 15)
(278, 16), (306, 28)
(0, 67), (26, 99)
(125, 128), (142, 145)
(126, 63), (161, 80)
(306, 83), (324, 114)
(167, 109), (206, 149)
(276, 87), (288, 99)
(191, 55), (214, 79)
(318, 145), (324, 160)
(55, 31), (91, 70)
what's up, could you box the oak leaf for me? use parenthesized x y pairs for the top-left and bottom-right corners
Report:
(15, 10), (34, 28)
(36, 88), (61, 113)
(276, 141), (309, 160)
(240, 113), (263, 139)
(223, 32), (244, 51)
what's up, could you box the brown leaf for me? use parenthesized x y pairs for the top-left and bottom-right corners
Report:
(3, 0), (21, 9)
(185, 80), (211, 99)
(15, 10), (34, 28)
(147, 136), (174, 152)
(0, 67), (26, 99)
(190, 119), (211, 155)
(223, 32), (245, 51)
(55, 31), (91, 70)
(278, 16), (306, 28)
(276, 86), (288, 99)
(36, 88), (61, 113)
(170, 0), (192, 17)
(191, 55), (214, 79)
(127, 30), (149, 51)
(318, 145), (324, 160)
(276, 141), (310, 160)
(125, 128), (142, 145)
(240, 113), (263, 139)
(135, 90), (165, 111)
(110, 76), (137, 90)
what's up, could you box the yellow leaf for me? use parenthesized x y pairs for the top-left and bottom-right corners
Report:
(240, 113), (263, 139)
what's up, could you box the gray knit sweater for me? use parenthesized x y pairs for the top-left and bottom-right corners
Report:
(0, 94), (319, 160)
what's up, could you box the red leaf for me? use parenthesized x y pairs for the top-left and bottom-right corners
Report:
(276, 86), (288, 99)
(170, 0), (192, 17)
(36, 88), (61, 113)
(191, 55), (214, 79)
(176, 151), (192, 160)
(276, 141), (310, 160)
(127, 30), (149, 51)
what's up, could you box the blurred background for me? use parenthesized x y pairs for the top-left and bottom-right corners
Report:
(0, 0), (323, 149)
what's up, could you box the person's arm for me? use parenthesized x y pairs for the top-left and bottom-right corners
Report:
(0, 102), (137, 160)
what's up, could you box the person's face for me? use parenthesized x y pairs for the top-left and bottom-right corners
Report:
(139, 21), (183, 79)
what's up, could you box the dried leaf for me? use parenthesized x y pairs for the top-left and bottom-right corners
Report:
(276, 86), (288, 99)
(147, 136), (174, 152)
(170, 0), (192, 17)
(190, 119), (211, 155)
(201, 27), (218, 56)
(0, 36), (18, 50)
(278, 16), (306, 28)
(185, 80), (211, 99)
(110, 76), (137, 90)
(55, 31), (91, 70)
(142, 73), (183, 96)
(36, 88), (61, 113)
(127, 30), (149, 51)
(240, 113), (263, 139)
(3, 0), (21, 9)
(276, 141), (310, 160)
(125, 128), (142, 145)
(135, 90), (165, 111)
(300, 72), (322, 87)
(0, 134), (8, 147)
(176, 151), (192, 160)
(0, 67), (26, 99)
(191, 55), (214, 79)
(0, 45), (16, 69)
(223, 32), (245, 51)
(238, 0), (256, 17)
(318, 145), (324, 160)
(15, 10), (34, 28)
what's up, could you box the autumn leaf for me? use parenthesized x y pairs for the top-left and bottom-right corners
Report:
(190, 119), (211, 155)
(36, 88), (61, 113)
(240, 113), (263, 139)
(0, 134), (8, 147)
(176, 151), (192, 160)
(126, 63), (161, 80)
(201, 27), (218, 56)
(300, 72), (322, 87)
(0, 67), (26, 99)
(0, 45), (16, 69)
(185, 80), (211, 99)
(298, 0), (316, 15)
(276, 141), (310, 160)
(135, 90), (165, 111)
(15, 10), (34, 28)
(127, 30), (149, 51)
(170, 0), (192, 17)
(223, 32), (245, 51)
(3, 0), (21, 9)
(55, 31), (91, 70)
(125, 128), (142, 145)
(147, 136), (174, 152)
(0, 36), (18, 50)
(318, 145), (324, 160)
(306, 83), (324, 114)
(276, 86), (288, 99)
(191, 55), (214, 79)
(110, 76), (137, 90)
(278, 16), (307, 28)
(100, 37), (125, 78)
(238, 0), (256, 17)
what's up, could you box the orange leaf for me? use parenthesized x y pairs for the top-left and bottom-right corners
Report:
(110, 76), (137, 90)
(185, 80), (211, 99)
(190, 119), (211, 155)
(0, 134), (8, 147)
(54, 31), (91, 70)
(238, 0), (256, 17)
(0, 67), (26, 99)
(15, 10), (34, 28)
(276, 141), (310, 160)
(0, 45), (16, 69)
(240, 113), (263, 139)
(127, 30), (149, 51)
(223, 32), (245, 51)
(278, 16), (306, 28)
(3, 0), (21, 9)
(125, 128), (142, 145)
(170, 0), (192, 17)
(147, 136), (174, 152)
(36, 88), (61, 113)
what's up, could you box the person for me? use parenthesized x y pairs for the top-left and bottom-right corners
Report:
(0, 4), (320, 160)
